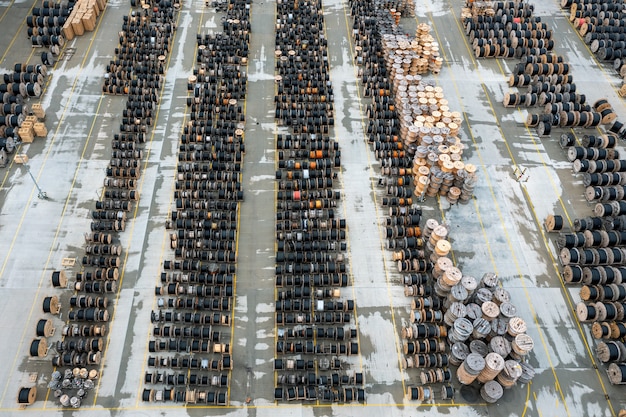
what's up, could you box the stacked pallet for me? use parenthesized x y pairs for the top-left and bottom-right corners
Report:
(32, 103), (45, 120)
(19, 116), (37, 143)
(18, 104), (48, 142)
(62, 0), (107, 41)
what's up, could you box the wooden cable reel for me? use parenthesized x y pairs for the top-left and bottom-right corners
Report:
(608, 363), (626, 385)
(35, 318), (54, 337)
(456, 352), (485, 385)
(42, 295), (60, 314)
(17, 386), (36, 405)
(51, 270), (67, 288)
(477, 352), (505, 384)
(481, 380), (504, 403)
(29, 338), (48, 357)
(544, 214), (564, 231)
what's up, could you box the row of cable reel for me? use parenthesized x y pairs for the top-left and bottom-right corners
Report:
(349, 0), (422, 209)
(349, 0), (460, 402)
(27, 0), (75, 66)
(482, 1), (626, 389)
(273, 0), (364, 404)
(45, 0), (179, 408)
(143, 0), (251, 406)
(557, 129), (626, 386)
(102, 0), (177, 95)
(561, 0), (626, 78)
(464, 0), (619, 137)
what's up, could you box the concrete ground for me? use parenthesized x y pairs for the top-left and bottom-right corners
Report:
(0, 0), (624, 415)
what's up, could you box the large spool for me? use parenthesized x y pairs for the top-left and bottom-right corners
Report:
(545, 214), (564, 231)
(448, 317), (473, 343)
(441, 266), (462, 288)
(507, 316), (527, 337)
(497, 360), (523, 388)
(596, 341), (626, 363)
(490, 336), (512, 358)
(461, 275), (478, 295)
(480, 380), (504, 403)
(35, 318), (54, 337)
(456, 352), (485, 385)
(469, 339), (489, 357)
(42, 295), (60, 314)
(477, 352), (505, 383)
(511, 333), (534, 357)
(51, 270), (67, 288)
(607, 363), (626, 385)
(481, 301), (500, 321)
(29, 338), (47, 357)
(499, 302), (517, 318)
(17, 386), (36, 405)
(450, 341), (470, 366)
(576, 302), (597, 321)
(518, 361), (536, 384)
(482, 272), (499, 287)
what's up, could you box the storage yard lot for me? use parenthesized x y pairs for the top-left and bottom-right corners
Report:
(0, 0), (624, 414)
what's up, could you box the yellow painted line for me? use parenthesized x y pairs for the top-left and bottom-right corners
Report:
(490, 54), (576, 229)
(428, 4), (573, 415)
(532, 390), (544, 417)
(340, 0), (407, 396)
(231, 9), (245, 407)
(321, 1), (364, 379)
(0, 0), (16, 24)
(272, 29), (279, 396)
(522, 381), (531, 417)
(1, 92), (103, 408)
(490, 19), (617, 417)
(40, 96), (106, 408)
(0, 4), (108, 407)
(133, 163), (177, 408)
(136, 2), (211, 407)
(0, 12), (109, 404)
(417, 19), (499, 276)
(517, 182), (617, 417)
(462, 46), (574, 417)
(0, 0), (35, 65)
(0, 20), (59, 193)
(559, 7), (624, 101)
(0, 8), (80, 262)
(501, 71), (617, 413)
(0, 400), (485, 412)
(91, 5), (184, 406)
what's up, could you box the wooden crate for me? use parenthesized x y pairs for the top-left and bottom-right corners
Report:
(82, 12), (96, 31)
(72, 17), (85, 36)
(31, 103), (46, 120)
(34, 123), (47, 137)
(18, 128), (34, 143)
(90, 0), (100, 17)
(14, 154), (29, 164)
(62, 21), (75, 41)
